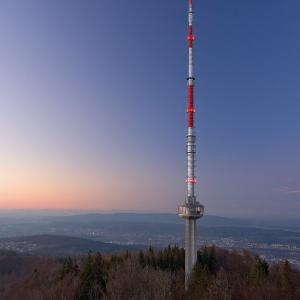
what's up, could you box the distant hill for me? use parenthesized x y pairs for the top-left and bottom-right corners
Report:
(49, 213), (252, 227)
(0, 235), (143, 256)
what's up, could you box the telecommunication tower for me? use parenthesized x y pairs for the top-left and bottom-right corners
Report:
(178, 0), (204, 289)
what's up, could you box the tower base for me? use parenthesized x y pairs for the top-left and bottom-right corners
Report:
(184, 218), (197, 288)
(179, 202), (204, 289)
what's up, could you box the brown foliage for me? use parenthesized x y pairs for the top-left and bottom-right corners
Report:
(105, 259), (172, 300)
(0, 247), (299, 300)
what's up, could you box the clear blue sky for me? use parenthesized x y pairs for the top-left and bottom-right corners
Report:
(0, 0), (299, 217)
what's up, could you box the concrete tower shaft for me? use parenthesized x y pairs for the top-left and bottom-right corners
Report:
(178, 0), (204, 289)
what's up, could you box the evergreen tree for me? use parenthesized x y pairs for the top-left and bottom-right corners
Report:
(93, 253), (108, 297)
(249, 256), (269, 285)
(59, 257), (79, 280)
(110, 254), (123, 266)
(138, 250), (145, 267)
(124, 250), (130, 260)
(280, 260), (295, 298)
(208, 246), (217, 274)
(77, 253), (94, 300)
(197, 246), (218, 274)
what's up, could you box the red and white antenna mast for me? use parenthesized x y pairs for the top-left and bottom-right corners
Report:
(178, 0), (204, 289)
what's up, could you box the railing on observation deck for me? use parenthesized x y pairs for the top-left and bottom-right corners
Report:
(178, 202), (204, 219)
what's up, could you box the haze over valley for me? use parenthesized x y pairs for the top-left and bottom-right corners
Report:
(0, 211), (299, 269)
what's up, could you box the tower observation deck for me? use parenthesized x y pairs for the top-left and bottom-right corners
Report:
(178, 0), (204, 289)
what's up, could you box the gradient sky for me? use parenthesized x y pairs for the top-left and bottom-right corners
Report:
(0, 0), (299, 217)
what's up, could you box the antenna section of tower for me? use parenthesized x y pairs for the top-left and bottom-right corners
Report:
(178, 0), (204, 289)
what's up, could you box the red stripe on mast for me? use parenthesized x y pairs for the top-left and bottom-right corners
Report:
(187, 26), (194, 48)
(188, 85), (194, 128)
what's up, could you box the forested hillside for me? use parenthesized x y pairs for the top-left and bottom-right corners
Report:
(0, 246), (299, 300)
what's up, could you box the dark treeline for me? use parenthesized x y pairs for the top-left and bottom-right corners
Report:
(0, 246), (300, 299)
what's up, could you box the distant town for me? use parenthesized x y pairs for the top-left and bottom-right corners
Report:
(0, 213), (299, 269)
